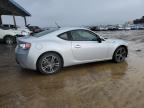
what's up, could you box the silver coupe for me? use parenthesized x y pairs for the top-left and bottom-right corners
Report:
(15, 27), (128, 74)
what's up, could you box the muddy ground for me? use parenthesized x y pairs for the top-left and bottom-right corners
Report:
(0, 30), (144, 108)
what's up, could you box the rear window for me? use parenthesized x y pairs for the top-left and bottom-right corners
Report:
(33, 28), (59, 37)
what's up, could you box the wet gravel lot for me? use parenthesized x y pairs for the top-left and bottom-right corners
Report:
(0, 30), (144, 108)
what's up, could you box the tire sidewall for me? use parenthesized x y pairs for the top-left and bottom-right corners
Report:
(113, 46), (127, 63)
(37, 53), (63, 74)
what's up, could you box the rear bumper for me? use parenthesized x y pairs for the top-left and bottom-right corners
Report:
(15, 47), (36, 70)
(15, 52), (28, 69)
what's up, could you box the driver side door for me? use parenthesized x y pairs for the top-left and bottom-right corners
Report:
(71, 29), (109, 61)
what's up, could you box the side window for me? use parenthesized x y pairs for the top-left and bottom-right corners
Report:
(10, 25), (16, 29)
(1, 25), (9, 30)
(3, 25), (9, 28)
(71, 30), (98, 41)
(58, 32), (69, 40)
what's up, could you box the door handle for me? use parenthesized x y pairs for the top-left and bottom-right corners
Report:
(75, 45), (81, 48)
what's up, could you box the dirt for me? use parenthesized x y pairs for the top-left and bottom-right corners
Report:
(0, 30), (144, 108)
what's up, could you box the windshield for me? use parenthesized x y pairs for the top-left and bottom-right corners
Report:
(33, 28), (59, 37)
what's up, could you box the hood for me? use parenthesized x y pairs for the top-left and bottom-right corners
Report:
(104, 38), (128, 45)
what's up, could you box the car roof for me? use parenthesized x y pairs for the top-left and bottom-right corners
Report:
(52, 27), (88, 34)
(33, 27), (89, 38)
(59, 27), (87, 31)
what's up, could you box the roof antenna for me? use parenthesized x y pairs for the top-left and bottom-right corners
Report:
(55, 22), (61, 28)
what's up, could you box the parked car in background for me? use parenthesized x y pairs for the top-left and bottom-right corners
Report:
(0, 24), (31, 44)
(26, 24), (43, 34)
(88, 26), (99, 31)
(16, 27), (128, 74)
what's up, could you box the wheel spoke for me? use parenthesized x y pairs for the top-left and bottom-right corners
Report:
(122, 51), (126, 56)
(116, 53), (121, 57)
(118, 48), (123, 54)
(42, 65), (49, 70)
(54, 63), (60, 67)
(117, 56), (121, 62)
(51, 56), (55, 63)
(49, 66), (54, 73)
(42, 58), (48, 64)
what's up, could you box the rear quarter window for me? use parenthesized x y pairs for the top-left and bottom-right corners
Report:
(58, 33), (69, 40)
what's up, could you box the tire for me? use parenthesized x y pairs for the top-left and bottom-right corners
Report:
(37, 52), (63, 74)
(113, 46), (127, 63)
(4, 36), (16, 45)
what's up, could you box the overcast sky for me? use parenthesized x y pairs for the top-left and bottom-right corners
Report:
(2, 0), (144, 27)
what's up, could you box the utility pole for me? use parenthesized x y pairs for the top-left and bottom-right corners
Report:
(0, 15), (2, 25)
(24, 16), (27, 26)
(13, 15), (16, 29)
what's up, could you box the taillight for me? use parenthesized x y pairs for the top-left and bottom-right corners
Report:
(19, 42), (31, 49)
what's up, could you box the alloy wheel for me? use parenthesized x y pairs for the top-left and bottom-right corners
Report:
(5, 37), (14, 45)
(41, 55), (60, 74)
(114, 47), (127, 62)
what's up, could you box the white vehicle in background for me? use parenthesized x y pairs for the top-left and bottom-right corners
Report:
(124, 26), (131, 30)
(0, 24), (31, 44)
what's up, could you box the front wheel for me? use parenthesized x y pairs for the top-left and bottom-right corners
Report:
(37, 53), (63, 74)
(113, 46), (127, 63)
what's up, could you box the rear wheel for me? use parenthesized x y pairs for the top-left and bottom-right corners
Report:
(4, 36), (16, 45)
(37, 53), (63, 74)
(113, 46), (127, 63)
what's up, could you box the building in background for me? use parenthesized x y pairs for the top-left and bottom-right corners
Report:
(133, 16), (144, 24)
(0, 0), (31, 26)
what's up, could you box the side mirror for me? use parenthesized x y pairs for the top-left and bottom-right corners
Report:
(97, 38), (102, 43)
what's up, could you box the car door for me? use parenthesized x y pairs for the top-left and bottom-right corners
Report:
(71, 29), (109, 61)
(0, 28), (4, 39)
(0, 25), (7, 39)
